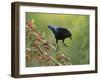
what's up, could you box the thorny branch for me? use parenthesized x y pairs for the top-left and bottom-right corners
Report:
(26, 25), (56, 50)
(26, 22), (72, 66)
(26, 47), (62, 66)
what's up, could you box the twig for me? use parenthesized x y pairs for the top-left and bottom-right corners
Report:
(26, 48), (62, 66)
(37, 47), (62, 66)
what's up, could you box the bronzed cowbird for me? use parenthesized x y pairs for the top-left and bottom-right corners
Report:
(48, 25), (72, 48)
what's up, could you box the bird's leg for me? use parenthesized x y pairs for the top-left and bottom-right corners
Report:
(56, 39), (59, 51)
(62, 39), (68, 47)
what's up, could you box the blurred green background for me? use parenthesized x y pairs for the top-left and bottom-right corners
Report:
(26, 12), (89, 66)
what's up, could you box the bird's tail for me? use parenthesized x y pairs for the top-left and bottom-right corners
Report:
(48, 25), (56, 33)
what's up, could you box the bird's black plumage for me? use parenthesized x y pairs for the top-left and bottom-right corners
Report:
(48, 25), (72, 47)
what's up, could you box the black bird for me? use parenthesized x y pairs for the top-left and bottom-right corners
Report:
(48, 25), (72, 48)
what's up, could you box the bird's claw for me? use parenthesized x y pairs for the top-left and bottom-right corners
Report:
(56, 47), (58, 51)
(56, 49), (58, 52)
(53, 43), (56, 47)
(63, 43), (68, 47)
(56, 46), (60, 52)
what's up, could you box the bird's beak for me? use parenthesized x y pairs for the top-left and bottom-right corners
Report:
(70, 37), (72, 40)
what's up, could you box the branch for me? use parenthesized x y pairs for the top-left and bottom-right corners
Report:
(26, 25), (67, 58)
(37, 47), (62, 66)
(26, 25), (71, 65)
(26, 48), (62, 66)
(26, 26), (56, 50)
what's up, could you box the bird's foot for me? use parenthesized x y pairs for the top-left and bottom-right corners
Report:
(56, 48), (58, 52)
(56, 46), (60, 52)
(63, 43), (68, 47)
(56, 47), (59, 52)
(53, 43), (56, 47)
